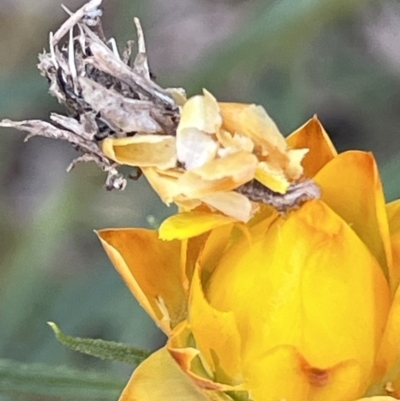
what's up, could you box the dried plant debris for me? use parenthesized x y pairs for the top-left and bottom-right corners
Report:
(1, 0), (180, 190)
(0, 0), (321, 219)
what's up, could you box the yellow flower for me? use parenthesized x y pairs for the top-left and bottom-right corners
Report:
(99, 116), (400, 401)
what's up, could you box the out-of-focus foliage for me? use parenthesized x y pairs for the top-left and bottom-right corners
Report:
(1, 0), (400, 399)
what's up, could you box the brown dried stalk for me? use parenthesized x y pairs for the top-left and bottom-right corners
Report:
(0, 0), (179, 190)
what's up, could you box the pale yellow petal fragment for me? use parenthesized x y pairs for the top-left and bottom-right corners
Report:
(102, 135), (176, 169)
(216, 129), (254, 156)
(141, 167), (181, 204)
(159, 211), (235, 240)
(119, 348), (211, 401)
(177, 90), (222, 169)
(175, 197), (203, 212)
(167, 87), (187, 106)
(178, 151), (257, 198)
(200, 191), (254, 222)
(219, 102), (306, 191)
(219, 102), (285, 151)
(177, 128), (219, 170)
(179, 90), (221, 134)
(286, 148), (310, 179)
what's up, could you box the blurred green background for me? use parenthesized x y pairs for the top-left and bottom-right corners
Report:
(1, 0), (400, 399)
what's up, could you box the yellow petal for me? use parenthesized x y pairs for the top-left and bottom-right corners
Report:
(286, 115), (337, 177)
(244, 345), (362, 401)
(159, 212), (235, 240)
(119, 348), (211, 401)
(189, 267), (243, 384)
(208, 200), (391, 391)
(97, 229), (186, 333)
(374, 279), (400, 380)
(314, 151), (393, 287)
(255, 160), (290, 194)
(102, 135), (176, 170)
(178, 151), (258, 199)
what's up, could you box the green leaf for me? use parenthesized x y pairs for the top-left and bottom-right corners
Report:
(48, 322), (151, 366)
(0, 358), (125, 399)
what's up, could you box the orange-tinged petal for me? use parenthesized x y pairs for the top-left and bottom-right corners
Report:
(198, 223), (234, 279)
(387, 199), (400, 291)
(286, 116), (337, 177)
(183, 234), (211, 291)
(208, 200), (391, 390)
(97, 229), (186, 333)
(159, 212), (236, 240)
(314, 151), (393, 287)
(168, 323), (242, 393)
(244, 346), (362, 401)
(102, 135), (177, 170)
(141, 167), (181, 205)
(189, 267), (242, 384)
(119, 348), (211, 401)
(374, 279), (400, 380)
